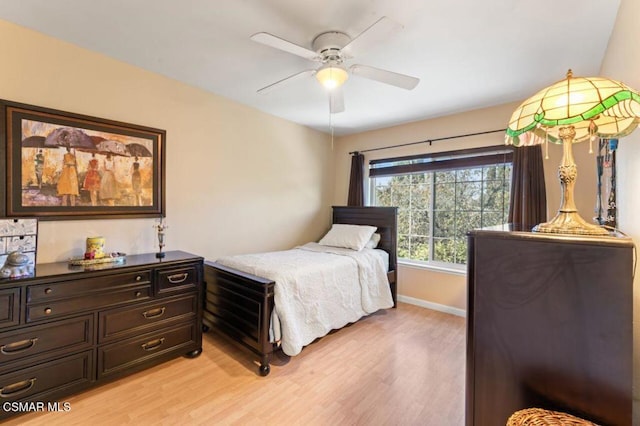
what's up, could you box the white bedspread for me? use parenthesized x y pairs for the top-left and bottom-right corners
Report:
(215, 242), (394, 356)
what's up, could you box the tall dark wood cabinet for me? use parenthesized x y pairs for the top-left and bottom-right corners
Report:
(466, 228), (633, 426)
(0, 251), (203, 420)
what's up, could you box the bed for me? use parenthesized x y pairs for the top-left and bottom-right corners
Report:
(202, 206), (398, 376)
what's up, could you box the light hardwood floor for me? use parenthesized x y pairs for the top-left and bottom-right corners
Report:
(4, 303), (466, 426)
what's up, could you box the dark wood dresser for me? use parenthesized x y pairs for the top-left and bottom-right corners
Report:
(0, 251), (203, 420)
(466, 228), (633, 426)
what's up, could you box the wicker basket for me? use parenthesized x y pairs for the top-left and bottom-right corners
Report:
(506, 408), (598, 426)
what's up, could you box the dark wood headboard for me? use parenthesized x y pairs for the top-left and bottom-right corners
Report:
(332, 206), (398, 273)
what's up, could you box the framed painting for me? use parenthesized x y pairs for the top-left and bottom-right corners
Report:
(0, 99), (165, 220)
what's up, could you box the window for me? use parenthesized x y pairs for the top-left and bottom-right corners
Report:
(370, 146), (513, 267)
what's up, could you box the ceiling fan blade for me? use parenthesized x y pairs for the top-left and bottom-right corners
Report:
(342, 16), (401, 57)
(250, 32), (319, 61)
(257, 69), (316, 94)
(350, 64), (419, 90)
(330, 88), (345, 114)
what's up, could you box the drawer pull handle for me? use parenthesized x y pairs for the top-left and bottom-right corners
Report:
(136, 275), (142, 281)
(141, 337), (165, 351)
(1, 338), (38, 355)
(44, 288), (53, 294)
(167, 273), (188, 284)
(0, 378), (36, 398)
(44, 308), (52, 315)
(142, 307), (166, 319)
(135, 291), (143, 297)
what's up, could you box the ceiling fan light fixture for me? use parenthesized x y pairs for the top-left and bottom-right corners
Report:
(316, 65), (349, 90)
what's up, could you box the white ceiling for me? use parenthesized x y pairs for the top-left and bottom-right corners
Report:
(0, 0), (621, 135)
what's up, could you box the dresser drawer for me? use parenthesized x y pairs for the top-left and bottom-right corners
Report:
(0, 288), (20, 329)
(0, 350), (93, 403)
(156, 264), (199, 296)
(0, 315), (93, 371)
(28, 270), (152, 303)
(98, 322), (197, 378)
(99, 294), (197, 343)
(27, 285), (151, 323)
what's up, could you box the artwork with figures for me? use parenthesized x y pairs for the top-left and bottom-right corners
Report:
(20, 120), (154, 208)
(1, 99), (165, 219)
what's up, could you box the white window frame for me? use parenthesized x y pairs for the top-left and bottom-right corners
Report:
(368, 145), (513, 269)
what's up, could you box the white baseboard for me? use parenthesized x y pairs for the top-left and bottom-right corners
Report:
(397, 295), (467, 318)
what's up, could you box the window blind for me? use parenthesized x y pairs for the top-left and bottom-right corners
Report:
(369, 145), (514, 177)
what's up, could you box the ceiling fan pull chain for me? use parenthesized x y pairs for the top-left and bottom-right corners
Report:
(330, 109), (334, 151)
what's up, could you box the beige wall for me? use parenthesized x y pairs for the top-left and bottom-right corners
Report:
(334, 102), (599, 311)
(0, 19), (334, 263)
(599, 0), (640, 418)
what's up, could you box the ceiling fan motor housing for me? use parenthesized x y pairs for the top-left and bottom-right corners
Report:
(312, 31), (350, 63)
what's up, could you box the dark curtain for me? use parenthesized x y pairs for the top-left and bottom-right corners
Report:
(347, 152), (365, 206)
(508, 145), (547, 229)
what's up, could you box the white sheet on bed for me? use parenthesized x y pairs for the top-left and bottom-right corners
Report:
(215, 242), (393, 356)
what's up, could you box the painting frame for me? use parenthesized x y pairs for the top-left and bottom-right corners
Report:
(0, 99), (165, 220)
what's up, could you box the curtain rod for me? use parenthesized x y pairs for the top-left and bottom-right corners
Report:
(349, 128), (506, 155)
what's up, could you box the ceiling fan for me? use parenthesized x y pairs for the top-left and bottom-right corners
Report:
(250, 16), (420, 113)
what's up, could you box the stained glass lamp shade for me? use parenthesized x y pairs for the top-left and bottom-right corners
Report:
(505, 70), (640, 235)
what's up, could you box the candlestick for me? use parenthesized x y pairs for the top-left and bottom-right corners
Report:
(154, 218), (167, 258)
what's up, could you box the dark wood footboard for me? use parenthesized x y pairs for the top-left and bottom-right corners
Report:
(202, 261), (275, 376)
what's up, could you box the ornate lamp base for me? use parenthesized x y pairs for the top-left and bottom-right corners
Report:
(533, 211), (608, 236)
(533, 125), (608, 237)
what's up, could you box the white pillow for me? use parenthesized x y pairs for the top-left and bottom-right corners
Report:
(365, 233), (381, 249)
(318, 224), (377, 251)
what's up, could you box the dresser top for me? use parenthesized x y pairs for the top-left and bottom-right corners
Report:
(1, 250), (203, 286)
(468, 224), (634, 248)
